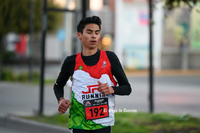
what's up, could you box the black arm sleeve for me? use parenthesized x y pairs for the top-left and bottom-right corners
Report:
(106, 51), (132, 95)
(53, 55), (76, 101)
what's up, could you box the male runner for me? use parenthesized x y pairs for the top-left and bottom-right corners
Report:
(53, 16), (131, 133)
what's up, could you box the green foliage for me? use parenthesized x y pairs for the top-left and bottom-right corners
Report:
(164, 0), (200, 10)
(25, 113), (69, 127)
(0, 69), (55, 83)
(24, 112), (200, 133)
(1, 69), (17, 81)
(113, 112), (200, 133)
(1, 69), (39, 82)
(0, 0), (63, 35)
(17, 72), (29, 81)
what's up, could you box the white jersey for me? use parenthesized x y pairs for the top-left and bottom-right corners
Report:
(69, 50), (117, 130)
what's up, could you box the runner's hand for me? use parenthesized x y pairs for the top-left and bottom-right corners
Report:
(97, 81), (114, 95)
(58, 99), (71, 114)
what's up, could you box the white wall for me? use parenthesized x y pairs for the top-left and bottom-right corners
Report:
(114, 0), (163, 70)
(46, 34), (61, 62)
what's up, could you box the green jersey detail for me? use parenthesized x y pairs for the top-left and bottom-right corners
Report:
(79, 65), (83, 70)
(69, 91), (108, 130)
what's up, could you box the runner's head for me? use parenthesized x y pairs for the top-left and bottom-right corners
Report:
(77, 16), (101, 34)
(76, 16), (101, 51)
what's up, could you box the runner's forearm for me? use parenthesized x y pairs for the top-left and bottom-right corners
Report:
(53, 56), (74, 101)
(113, 85), (131, 95)
(54, 84), (64, 101)
(106, 51), (132, 95)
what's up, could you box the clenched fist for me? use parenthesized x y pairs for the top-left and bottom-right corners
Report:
(97, 81), (114, 95)
(58, 98), (71, 114)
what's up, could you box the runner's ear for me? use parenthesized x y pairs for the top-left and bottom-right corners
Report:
(77, 32), (82, 40)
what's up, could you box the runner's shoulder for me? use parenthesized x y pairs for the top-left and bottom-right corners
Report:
(64, 54), (77, 64)
(105, 50), (118, 60)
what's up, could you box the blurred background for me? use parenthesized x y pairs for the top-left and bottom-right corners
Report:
(0, 0), (200, 76)
(0, 0), (200, 133)
(0, 0), (200, 77)
(0, 0), (200, 132)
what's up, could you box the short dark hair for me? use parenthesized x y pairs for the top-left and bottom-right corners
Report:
(77, 16), (101, 33)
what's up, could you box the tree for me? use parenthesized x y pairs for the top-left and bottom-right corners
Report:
(0, 0), (63, 80)
(0, 0), (62, 34)
(148, 0), (199, 113)
(163, 0), (200, 10)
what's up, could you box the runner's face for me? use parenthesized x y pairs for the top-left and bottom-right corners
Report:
(77, 24), (100, 50)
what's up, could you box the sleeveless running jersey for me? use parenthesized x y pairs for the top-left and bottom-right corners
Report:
(69, 50), (117, 130)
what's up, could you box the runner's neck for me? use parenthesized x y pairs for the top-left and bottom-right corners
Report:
(82, 48), (98, 56)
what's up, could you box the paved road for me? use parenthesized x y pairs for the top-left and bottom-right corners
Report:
(0, 75), (200, 117)
(0, 82), (61, 116)
(0, 75), (200, 132)
(116, 75), (200, 117)
(0, 126), (29, 133)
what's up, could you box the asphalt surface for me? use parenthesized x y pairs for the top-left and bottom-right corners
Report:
(116, 75), (200, 117)
(0, 113), (70, 133)
(0, 68), (200, 132)
(1, 75), (199, 117)
(0, 126), (28, 133)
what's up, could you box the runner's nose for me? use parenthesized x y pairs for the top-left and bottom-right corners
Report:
(92, 33), (96, 38)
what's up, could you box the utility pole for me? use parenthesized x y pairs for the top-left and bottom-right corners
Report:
(80, 0), (87, 52)
(29, 0), (34, 81)
(39, 0), (75, 116)
(82, 0), (87, 19)
(149, 0), (154, 113)
(39, 0), (47, 115)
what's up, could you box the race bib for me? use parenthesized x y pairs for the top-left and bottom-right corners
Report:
(83, 98), (109, 120)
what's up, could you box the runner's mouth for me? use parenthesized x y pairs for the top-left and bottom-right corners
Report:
(90, 41), (97, 43)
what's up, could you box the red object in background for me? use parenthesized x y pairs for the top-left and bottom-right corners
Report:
(15, 34), (27, 55)
(139, 11), (149, 25)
